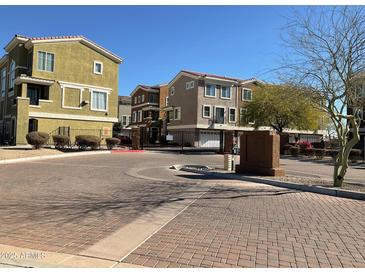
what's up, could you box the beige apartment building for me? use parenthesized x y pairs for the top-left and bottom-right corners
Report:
(0, 35), (122, 145)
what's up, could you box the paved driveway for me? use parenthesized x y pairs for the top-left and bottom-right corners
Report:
(0, 152), (364, 268)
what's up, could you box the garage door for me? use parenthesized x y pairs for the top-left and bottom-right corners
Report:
(200, 131), (221, 148)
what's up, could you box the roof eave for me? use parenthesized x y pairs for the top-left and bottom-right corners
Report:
(4, 36), (29, 52)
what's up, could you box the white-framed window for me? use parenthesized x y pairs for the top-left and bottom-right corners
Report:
(37, 51), (55, 72)
(165, 96), (169, 107)
(214, 106), (225, 124)
(174, 107), (181, 120)
(242, 88), (252, 101)
(132, 111), (137, 123)
(186, 81), (194, 90)
(229, 107), (236, 123)
(1, 68), (6, 97)
(91, 90), (108, 111)
(240, 108), (254, 124)
(138, 96), (141, 103)
(205, 84), (216, 97)
(141, 94), (145, 103)
(9, 60), (15, 90)
(134, 97), (137, 104)
(93, 61), (103, 75)
(128, 115), (131, 125)
(202, 105), (212, 118)
(122, 115), (127, 126)
(221, 86), (231, 99)
(169, 86), (175, 96)
(138, 110), (142, 122)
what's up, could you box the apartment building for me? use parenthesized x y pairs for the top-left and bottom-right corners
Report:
(130, 84), (168, 143)
(0, 35), (122, 145)
(118, 95), (131, 136)
(164, 70), (262, 147)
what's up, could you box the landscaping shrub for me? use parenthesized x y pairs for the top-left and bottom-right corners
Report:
(326, 149), (339, 159)
(349, 149), (362, 162)
(282, 144), (293, 155)
(289, 146), (300, 156)
(75, 135), (101, 150)
(26, 131), (49, 149)
(296, 140), (313, 154)
(52, 135), (70, 148)
(106, 137), (120, 150)
(313, 148), (325, 159)
(303, 148), (315, 157)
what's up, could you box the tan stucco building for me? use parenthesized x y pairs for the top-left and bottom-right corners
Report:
(0, 35), (122, 145)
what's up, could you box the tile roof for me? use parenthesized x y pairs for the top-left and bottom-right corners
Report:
(182, 70), (247, 82)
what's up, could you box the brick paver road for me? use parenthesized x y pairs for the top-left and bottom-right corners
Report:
(123, 183), (365, 268)
(0, 152), (364, 267)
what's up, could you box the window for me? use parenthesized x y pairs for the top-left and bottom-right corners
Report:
(215, 107), (225, 124)
(202, 105), (212, 118)
(205, 84), (216, 97)
(165, 96), (169, 107)
(132, 111), (137, 123)
(91, 90), (107, 111)
(128, 116), (131, 125)
(169, 86), (175, 96)
(221, 86), (231, 99)
(240, 108), (254, 124)
(242, 88), (252, 101)
(93, 61), (103, 75)
(37, 51), (54, 72)
(122, 115), (127, 126)
(1, 68), (6, 97)
(138, 110), (142, 122)
(186, 81), (194, 90)
(134, 97), (137, 104)
(9, 61), (15, 90)
(168, 110), (173, 122)
(148, 93), (158, 103)
(229, 108), (236, 123)
(174, 107), (181, 120)
(141, 94), (145, 103)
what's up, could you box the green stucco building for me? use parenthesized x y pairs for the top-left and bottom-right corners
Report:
(0, 35), (122, 145)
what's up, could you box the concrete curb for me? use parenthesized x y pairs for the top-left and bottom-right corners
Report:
(177, 166), (365, 201)
(0, 150), (111, 165)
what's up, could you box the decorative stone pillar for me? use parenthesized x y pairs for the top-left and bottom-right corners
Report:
(236, 130), (285, 176)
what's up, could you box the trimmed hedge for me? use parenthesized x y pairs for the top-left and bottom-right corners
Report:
(313, 148), (325, 159)
(75, 135), (101, 150)
(289, 146), (300, 156)
(105, 137), (120, 150)
(349, 149), (362, 162)
(26, 132), (49, 149)
(52, 135), (70, 148)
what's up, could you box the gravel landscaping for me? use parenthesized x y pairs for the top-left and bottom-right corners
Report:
(269, 175), (365, 193)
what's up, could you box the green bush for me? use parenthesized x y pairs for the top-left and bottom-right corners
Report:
(282, 144), (292, 155)
(52, 135), (70, 148)
(75, 135), (101, 150)
(313, 148), (325, 159)
(105, 137), (120, 150)
(26, 131), (49, 149)
(303, 148), (315, 157)
(289, 146), (300, 156)
(349, 149), (362, 162)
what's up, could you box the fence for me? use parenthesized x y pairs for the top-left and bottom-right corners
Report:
(138, 128), (225, 153)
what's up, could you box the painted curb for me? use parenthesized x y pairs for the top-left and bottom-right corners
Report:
(178, 167), (365, 201)
(0, 150), (111, 165)
(111, 150), (145, 153)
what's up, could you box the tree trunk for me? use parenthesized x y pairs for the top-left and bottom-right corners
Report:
(333, 118), (360, 187)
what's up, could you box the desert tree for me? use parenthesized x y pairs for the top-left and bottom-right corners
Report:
(244, 84), (326, 133)
(281, 6), (365, 187)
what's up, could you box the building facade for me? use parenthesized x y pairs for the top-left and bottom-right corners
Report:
(130, 84), (167, 143)
(164, 70), (262, 147)
(117, 95), (131, 136)
(0, 35), (122, 145)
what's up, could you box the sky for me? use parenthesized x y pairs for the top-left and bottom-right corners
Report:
(0, 5), (298, 96)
